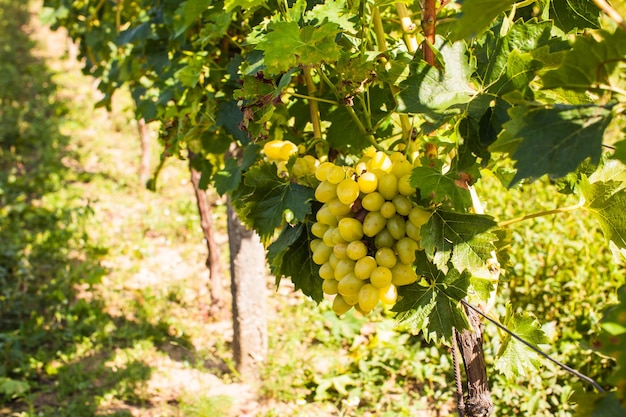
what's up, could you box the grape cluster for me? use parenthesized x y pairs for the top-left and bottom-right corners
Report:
(310, 150), (431, 315)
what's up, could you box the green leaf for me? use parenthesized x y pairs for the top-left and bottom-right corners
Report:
(494, 304), (549, 379)
(256, 21), (342, 74)
(410, 166), (472, 211)
(0, 377), (29, 399)
(174, 0), (211, 37)
(573, 392), (626, 417)
(224, 0), (267, 12)
(420, 210), (498, 274)
(240, 163), (316, 241)
(449, 0), (516, 40)
(325, 107), (370, 151)
(267, 222), (323, 302)
(549, 0), (601, 33)
(394, 252), (471, 343)
(396, 38), (475, 119)
(214, 144), (259, 195)
(580, 176), (626, 250)
(487, 50), (543, 99)
(612, 140), (626, 166)
(306, 0), (355, 31)
(541, 30), (626, 91)
(492, 104), (613, 184)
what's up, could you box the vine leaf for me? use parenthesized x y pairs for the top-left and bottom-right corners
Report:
(396, 38), (475, 120)
(491, 104), (613, 185)
(420, 210), (498, 274)
(612, 140), (626, 167)
(255, 21), (341, 74)
(495, 304), (549, 379)
(394, 251), (471, 343)
(267, 222), (323, 302)
(239, 163), (316, 241)
(449, 0), (516, 40)
(549, 0), (601, 32)
(214, 144), (259, 195)
(541, 30), (626, 91)
(410, 166), (471, 211)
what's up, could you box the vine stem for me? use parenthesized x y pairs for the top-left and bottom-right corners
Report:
(395, 3), (419, 53)
(288, 92), (338, 105)
(592, 0), (626, 31)
(498, 204), (581, 228)
(421, 0), (436, 65)
(461, 300), (607, 393)
(303, 68), (322, 140)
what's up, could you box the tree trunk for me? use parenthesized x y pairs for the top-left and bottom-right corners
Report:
(455, 306), (494, 417)
(137, 117), (151, 185)
(227, 199), (268, 384)
(188, 152), (225, 319)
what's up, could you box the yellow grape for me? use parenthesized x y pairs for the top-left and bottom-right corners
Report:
(358, 284), (380, 312)
(391, 263), (418, 286)
(316, 205), (337, 226)
(361, 192), (385, 212)
(409, 206), (432, 227)
(398, 174), (416, 196)
(331, 228), (347, 245)
(315, 161), (335, 181)
(380, 201), (397, 219)
(374, 228), (395, 248)
(370, 266), (393, 288)
(322, 278), (339, 295)
(343, 294), (360, 305)
(389, 151), (405, 163)
(396, 237), (418, 265)
(357, 171), (378, 193)
(346, 240), (368, 260)
(326, 164), (347, 184)
(405, 220), (421, 242)
(315, 181), (338, 203)
(279, 141), (298, 160)
(328, 252), (340, 269)
(319, 262), (335, 280)
(387, 214), (406, 240)
(338, 217), (363, 242)
(263, 140), (285, 160)
(336, 178), (360, 205)
(392, 194), (412, 216)
(379, 284), (398, 305)
(338, 273), (364, 296)
(354, 256), (377, 280)
(362, 211), (386, 237)
(378, 173), (399, 200)
(322, 227), (336, 248)
(328, 198), (352, 217)
(312, 242), (333, 265)
(311, 222), (329, 238)
(333, 242), (348, 259)
(375, 247), (397, 269)
(391, 158), (413, 178)
(302, 155), (319, 172)
(332, 294), (353, 315)
(368, 151), (392, 172)
(334, 258), (355, 279)
(310, 238), (322, 252)
(292, 157), (310, 178)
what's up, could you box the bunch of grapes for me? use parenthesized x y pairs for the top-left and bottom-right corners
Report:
(310, 150), (431, 315)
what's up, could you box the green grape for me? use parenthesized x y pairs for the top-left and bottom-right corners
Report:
(391, 158), (413, 178)
(322, 227), (336, 247)
(361, 191), (385, 212)
(358, 283), (380, 313)
(391, 263), (418, 286)
(370, 266), (392, 288)
(323, 278), (339, 295)
(357, 171), (378, 193)
(332, 294), (353, 315)
(367, 151), (392, 172)
(343, 294), (359, 306)
(405, 218), (422, 242)
(392, 194), (412, 216)
(334, 258), (355, 280)
(311, 222), (329, 239)
(328, 252), (340, 269)
(396, 236), (418, 265)
(380, 201), (397, 219)
(378, 173), (398, 200)
(292, 157), (311, 178)
(319, 262), (335, 279)
(328, 198), (352, 217)
(379, 284), (398, 305)
(315, 161), (335, 181)
(315, 180), (338, 203)
(333, 242), (348, 259)
(338, 273), (364, 296)
(387, 214), (406, 240)
(362, 211), (386, 237)
(409, 206), (432, 227)
(346, 240), (368, 260)
(310, 238), (322, 252)
(331, 227), (347, 245)
(374, 228), (395, 248)
(354, 256), (377, 280)
(326, 164), (346, 184)
(398, 174), (416, 196)
(336, 178), (360, 205)
(375, 247), (397, 269)
(338, 217), (363, 242)
(316, 204), (337, 226)
(312, 242), (333, 265)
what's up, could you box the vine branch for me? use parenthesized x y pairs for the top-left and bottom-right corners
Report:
(593, 0), (626, 31)
(498, 203), (581, 228)
(461, 300), (606, 393)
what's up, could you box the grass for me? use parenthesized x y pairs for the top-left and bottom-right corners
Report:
(0, 0), (624, 416)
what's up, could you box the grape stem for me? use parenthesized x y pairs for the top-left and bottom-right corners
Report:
(498, 203), (582, 228)
(288, 92), (339, 106)
(461, 300), (606, 393)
